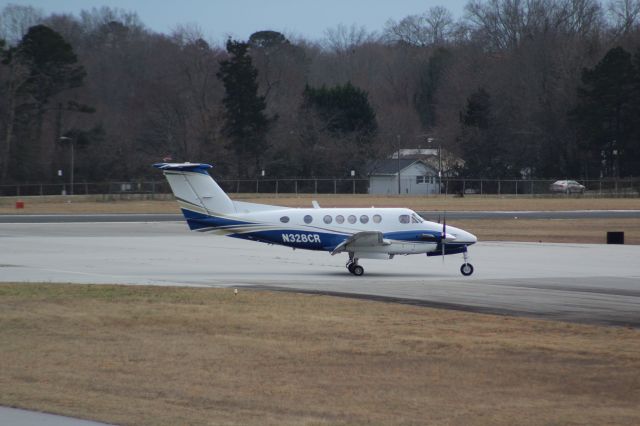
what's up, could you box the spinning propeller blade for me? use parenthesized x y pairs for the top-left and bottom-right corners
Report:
(441, 212), (446, 262)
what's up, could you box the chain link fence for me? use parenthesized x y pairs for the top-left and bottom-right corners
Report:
(0, 177), (638, 197)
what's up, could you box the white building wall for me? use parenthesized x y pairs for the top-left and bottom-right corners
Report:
(369, 163), (439, 195)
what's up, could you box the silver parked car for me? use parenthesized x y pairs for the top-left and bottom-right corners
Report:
(549, 180), (585, 193)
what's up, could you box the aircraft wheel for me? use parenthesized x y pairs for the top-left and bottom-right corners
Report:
(347, 263), (355, 273)
(460, 263), (474, 276)
(352, 265), (364, 276)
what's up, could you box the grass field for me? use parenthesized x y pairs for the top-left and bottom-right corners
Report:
(1, 284), (639, 426)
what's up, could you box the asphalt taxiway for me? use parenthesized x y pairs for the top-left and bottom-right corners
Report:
(1, 221), (639, 326)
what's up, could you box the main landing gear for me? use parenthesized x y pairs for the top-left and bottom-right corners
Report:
(460, 249), (474, 276)
(346, 254), (364, 276)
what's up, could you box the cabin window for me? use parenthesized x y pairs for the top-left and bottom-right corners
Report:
(304, 215), (313, 224)
(360, 215), (369, 224)
(336, 215), (345, 224)
(280, 216), (290, 223)
(323, 215), (332, 224)
(348, 215), (357, 224)
(399, 214), (410, 224)
(373, 214), (382, 223)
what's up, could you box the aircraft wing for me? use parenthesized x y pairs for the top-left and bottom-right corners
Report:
(331, 231), (391, 255)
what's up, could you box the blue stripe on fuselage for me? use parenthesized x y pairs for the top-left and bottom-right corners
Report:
(181, 209), (255, 231)
(426, 243), (468, 256)
(229, 229), (346, 251)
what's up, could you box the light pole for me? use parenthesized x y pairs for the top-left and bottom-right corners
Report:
(59, 136), (74, 195)
(396, 135), (401, 194)
(427, 137), (442, 194)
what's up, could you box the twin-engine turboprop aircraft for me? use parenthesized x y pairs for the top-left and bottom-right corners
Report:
(154, 162), (477, 276)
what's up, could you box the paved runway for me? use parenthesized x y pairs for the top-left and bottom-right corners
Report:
(1, 221), (639, 326)
(0, 407), (110, 426)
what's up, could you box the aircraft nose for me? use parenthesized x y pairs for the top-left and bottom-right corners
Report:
(468, 231), (478, 244)
(447, 226), (477, 245)
(460, 229), (477, 245)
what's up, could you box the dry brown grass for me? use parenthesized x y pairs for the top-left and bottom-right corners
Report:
(1, 284), (639, 426)
(455, 218), (640, 244)
(1, 194), (639, 214)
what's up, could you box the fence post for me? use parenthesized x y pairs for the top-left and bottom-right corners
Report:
(256, 179), (259, 193)
(275, 180), (279, 196)
(334, 179), (337, 194)
(295, 180), (298, 195)
(314, 179), (317, 194)
(515, 180), (518, 196)
(498, 180), (501, 195)
(480, 180), (483, 195)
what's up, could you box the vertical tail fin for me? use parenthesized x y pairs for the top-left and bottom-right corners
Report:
(153, 162), (235, 215)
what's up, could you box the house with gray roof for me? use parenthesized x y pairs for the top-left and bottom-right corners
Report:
(367, 159), (440, 195)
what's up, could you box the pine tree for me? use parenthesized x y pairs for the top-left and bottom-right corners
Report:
(573, 46), (637, 177)
(217, 39), (271, 177)
(459, 88), (511, 178)
(1, 25), (88, 182)
(302, 82), (377, 141)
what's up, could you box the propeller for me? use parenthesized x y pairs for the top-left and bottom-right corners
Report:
(441, 212), (447, 262)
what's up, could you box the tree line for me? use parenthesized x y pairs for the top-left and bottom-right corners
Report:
(1, 1), (639, 184)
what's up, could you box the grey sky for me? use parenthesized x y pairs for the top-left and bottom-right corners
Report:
(6, 0), (468, 42)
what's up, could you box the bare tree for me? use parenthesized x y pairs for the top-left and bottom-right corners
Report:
(607, 0), (640, 35)
(384, 6), (455, 46)
(322, 23), (377, 53)
(0, 4), (43, 45)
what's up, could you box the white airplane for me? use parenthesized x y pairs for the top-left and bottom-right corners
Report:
(154, 162), (477, 276)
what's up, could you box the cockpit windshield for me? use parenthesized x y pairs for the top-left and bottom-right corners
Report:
(411, 213), (423, 223)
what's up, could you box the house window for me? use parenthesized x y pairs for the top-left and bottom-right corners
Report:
(304, 215), (313, 224)
(416, 176), (427, 184)
(336, 215), (345, 224)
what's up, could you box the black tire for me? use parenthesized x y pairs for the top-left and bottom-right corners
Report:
(352, 265), (364, 276)
(460, 263), (474, 276)
(347, 263), (355, 273)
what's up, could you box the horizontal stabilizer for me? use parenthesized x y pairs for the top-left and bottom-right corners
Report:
(153, 162), (213, 174)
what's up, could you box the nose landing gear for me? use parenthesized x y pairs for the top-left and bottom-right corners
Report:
(460, 249), (474, 276)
